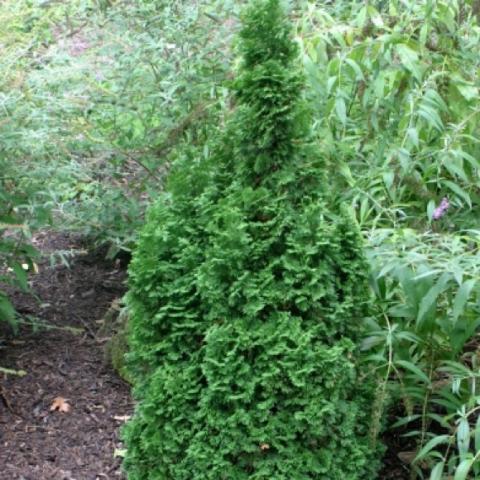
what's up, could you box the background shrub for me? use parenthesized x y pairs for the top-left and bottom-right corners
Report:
(122, 1), (381, 478)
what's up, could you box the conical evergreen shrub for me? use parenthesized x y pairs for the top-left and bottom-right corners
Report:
(122, 1), (381, 478)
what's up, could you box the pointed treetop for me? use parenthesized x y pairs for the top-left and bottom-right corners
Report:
(238, 0), (297, 68)
(228, 0), (309, 180)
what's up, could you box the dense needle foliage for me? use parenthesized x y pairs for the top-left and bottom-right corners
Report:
(123, 1), (380, 478)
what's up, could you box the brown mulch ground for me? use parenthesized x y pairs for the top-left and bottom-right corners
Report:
(0, 232), (132, 480)
(379, 428), (412, 480)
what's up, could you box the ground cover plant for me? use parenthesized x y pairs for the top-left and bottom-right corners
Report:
(122, 0), (381, 478)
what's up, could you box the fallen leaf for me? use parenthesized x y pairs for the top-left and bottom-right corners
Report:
(398, 451), (416, 464)
(0, 366), (27, 377)
(21, 263), (39, 273)
(50, 396), (71, 413)
(113, 415), (132, 422)
(114, 448), (127, 458)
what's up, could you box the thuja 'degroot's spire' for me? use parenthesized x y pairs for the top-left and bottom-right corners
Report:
(238, 0), (297, 68)
(122, 1), (382, 478)
(232, 0), (311, 181)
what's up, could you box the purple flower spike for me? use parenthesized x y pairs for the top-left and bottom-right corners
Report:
(432, 197), (449, 220)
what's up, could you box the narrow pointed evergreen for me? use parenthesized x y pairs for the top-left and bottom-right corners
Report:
(122, 1), (381, 478)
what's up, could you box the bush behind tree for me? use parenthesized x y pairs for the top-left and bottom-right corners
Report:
(122, 0), (382, 478)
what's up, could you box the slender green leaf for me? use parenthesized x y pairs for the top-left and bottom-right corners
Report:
(454, 458), (474, 480)
(335, 96), (347, 125)
(452, 279), (476, 323)
(457, 418), (471, 460)
(443, 180), (472, 208)
(414, 435), (450, 463)
(396, 360), (431, 385)
(416, 274), (450, 329)
(430, 461), (445, 480)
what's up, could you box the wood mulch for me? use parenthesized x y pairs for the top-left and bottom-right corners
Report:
(0, 232), (132, 480)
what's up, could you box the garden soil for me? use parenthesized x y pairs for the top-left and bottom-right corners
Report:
(0, 232), (131, 480)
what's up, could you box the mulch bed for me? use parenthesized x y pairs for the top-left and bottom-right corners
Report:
(379, 428), (412, 480)
(0, 232), (132, 480)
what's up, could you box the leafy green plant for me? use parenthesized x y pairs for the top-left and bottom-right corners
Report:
(0, 0), (240, 257)
(363, 228), (480, 478)
(297, 0), (480, 230)
(413, 363), (480, 480)
(291, 2), (480, 476)
(0, 214), (31, 321)
(0, 0), (84, 330)
(56, 0), (241, 254)
(0, 94), (46, 323)
(0, 2), (51, 329)
(122, 1), (381, 478)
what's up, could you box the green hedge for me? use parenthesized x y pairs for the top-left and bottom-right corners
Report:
(122, 1), (381, 478)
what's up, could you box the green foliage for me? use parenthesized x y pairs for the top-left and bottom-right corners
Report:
(4, 0), (479, 476)
(298, 0), (480, 229)
(0, 2), (52, 330)
(0, 167), (43, 331)
(363, 228), (480, 478)
(293, 1), (480, 477)
(67, 0), (239, 254)
(0, 0), (239, 257)
(122, 1), (381, 478)
(0, 221), (39, 331)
